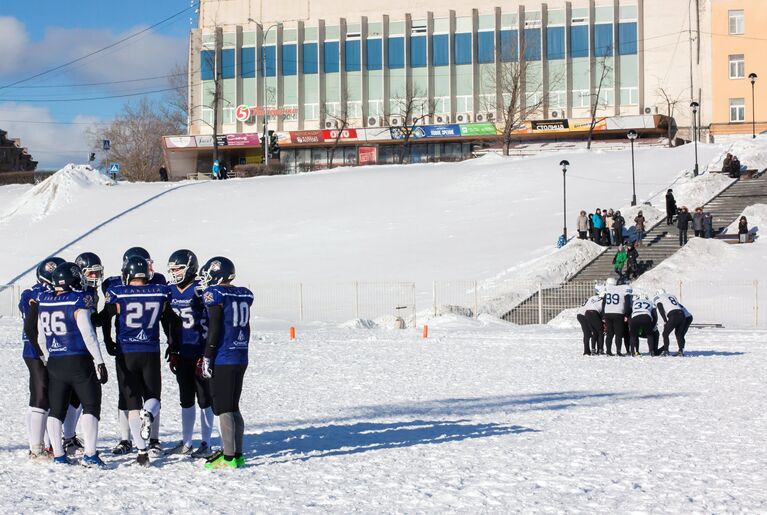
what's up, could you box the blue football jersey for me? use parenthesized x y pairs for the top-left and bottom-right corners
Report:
(36, 290), (96, 358)
(168, 281), (208, 358)
(203, 285), (253, 365)
(101, 272), (166, 294)
(105, 283), (170, 353)
(19, 283), (47, 359)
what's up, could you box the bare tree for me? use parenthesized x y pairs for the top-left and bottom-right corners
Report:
(656, 86), (683, 147)
(323, 98), (351, 169)
(482, 39), (546, 156)
(87, 98), (184, 181)
(389, 86), (435, 164)
(586, 55), (612, 150)
(163, 62), (189, 132)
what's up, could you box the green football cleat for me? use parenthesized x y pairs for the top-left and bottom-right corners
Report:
(204, 453), (238, 470)
(235, 455), (246, 468)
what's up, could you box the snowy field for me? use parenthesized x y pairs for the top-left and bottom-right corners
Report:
(0, 316), (765, 512)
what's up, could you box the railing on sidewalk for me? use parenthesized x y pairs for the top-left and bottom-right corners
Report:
(0, 285), (21, 318)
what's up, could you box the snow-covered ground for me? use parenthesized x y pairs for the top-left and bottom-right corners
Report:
(0, 317), (765, 512)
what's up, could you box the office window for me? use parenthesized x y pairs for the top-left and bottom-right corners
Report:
(282, 44), (297, 76)
(410, 36), (427, 68)
(729, 54), (745, 79)
(730, 98), (745, 122)
(240, 47), (256, 78)
(261, 46), (276, 77)
(366, 39), (382, 70)
(345, 40), (361, 71)
(201, 50), (215, 80)
(500, 30), (518, 62)
(594, 24), (613, 57)
(432, 34), (449, 66)
(570, 26), (588, 58)
(547, 26), (565, 60)
(523, 29), (541, 61)
(619, 22), (638, 55)
(729, 10), (744, 34)
(303, 43), (318, 74)
(388, 37), (405, 69)
(323, 41), (339, 73)
(221, 48), (235, 79)
(454, 33), (472, 65)
(477, 31), (495, 64)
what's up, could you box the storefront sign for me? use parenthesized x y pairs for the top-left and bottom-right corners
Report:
(459, 123), (498, 137)
(424, 124), (461, 138)
(165, 136), (197, 149)
(291, 130), (324, 144)
(195, 135), (215, 147)
(225, 133), (261, 146)
(358, 146), (378, 165)
(322, 128), (358, 141)
(531, 119), (570, 131)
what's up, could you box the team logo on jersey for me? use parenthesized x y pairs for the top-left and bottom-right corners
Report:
(50, 338), (67, 353)
(44, 261), (57, 273)
(104, 292), (112, 303)
(234, 329), (248, 346)
(204, 292), (214, 304)
(133, 330), (149, 342)
(83, 294), (94, 309)
(209, 260), (221, 272)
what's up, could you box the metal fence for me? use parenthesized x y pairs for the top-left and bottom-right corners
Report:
(0, 285), (20, 318)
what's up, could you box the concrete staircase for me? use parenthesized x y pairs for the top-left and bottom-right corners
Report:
(503, 174), (767, 324)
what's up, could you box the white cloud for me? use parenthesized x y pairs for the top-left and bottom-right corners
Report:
(0, 17), (30, 75)
(0, 103), (100, 170)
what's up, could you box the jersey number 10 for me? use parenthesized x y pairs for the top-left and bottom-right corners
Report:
(231, 301), (250, 327)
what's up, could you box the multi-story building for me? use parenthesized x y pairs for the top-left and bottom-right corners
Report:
(0, 129), (37, 172)
(164, 0), (717, 176)
(709, 0), (767, 141)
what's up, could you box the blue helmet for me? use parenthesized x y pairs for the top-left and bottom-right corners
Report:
(75, 252), (103, 288)
(122, 255), (150, 285)
(51, 262), (84, 292)
(198, 257), (235, 288)
(36, 257), (66, 287)
(167, 249), (199, 285)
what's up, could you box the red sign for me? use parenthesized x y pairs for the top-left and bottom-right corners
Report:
(235, 105), (251, 122)
(226, 133), (261, 146)
(358, 146), (377, 165)
(291, 130), (324, 144)
(322, 128), (358, 141)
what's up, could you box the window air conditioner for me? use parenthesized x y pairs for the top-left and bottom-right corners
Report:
(389, 117), (402, 126)
(435, 114), (450, 124)
(455, 113), (472, 123)
(367, 116), (381, 127)
(325, 120), (339, 129)
(551, 111), (559, 118)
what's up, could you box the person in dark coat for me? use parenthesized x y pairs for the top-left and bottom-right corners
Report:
(722, 153), (733, 174)
(677, 206), (693, 246)
(634, 211), (646, 246)
(703, 212), (714, 238)
(625, 242), (640, 280)
(665, 189), (677, 225)
(729, 155), (742, 178)
(158, 165), (169, 182)
(692, 207), (704, 237)
(738, 216), (749, 243)
(612, 210), (626, 246)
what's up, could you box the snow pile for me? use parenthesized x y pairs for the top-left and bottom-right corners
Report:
(0, 164), (115, 223)
(708, 136), (767, 172)
(724, 203), (767, 237)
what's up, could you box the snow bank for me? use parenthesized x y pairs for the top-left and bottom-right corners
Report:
(724, 203), (767, 237)
(0, 164), (115, 223)
(708, 136), (767, 172)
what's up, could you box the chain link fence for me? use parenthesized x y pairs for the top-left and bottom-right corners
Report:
(0, 285), (21, 318)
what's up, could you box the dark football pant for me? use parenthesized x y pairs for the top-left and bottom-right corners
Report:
(604, 314), (626, 355)
(585, 310), (604, 354)
(663, 311), (694, 352)
(630, 315), (657, 356)
(210, 364), (247, 416)
(47, 356), (101, 421)
(577, 315), (592, 354)
(24, 358), (49, 411)
(176, 356), (212, 409)
(115, 352), (161, 411)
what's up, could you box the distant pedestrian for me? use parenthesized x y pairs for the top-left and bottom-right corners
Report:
(591, 209), (604, 244)
(738, 216), (749, 243)
(605, 209), (615, 245)
(220, 162), (229, 180)
(613, 245), (628, 282)
(692, 207), (704, 237)
(601, 208), (610, 245)
(722, 153), (733, 174)
(703, 212), (714, 239)
(613, 210), (626, 246)
(158, 165), (169, 182)
(211, 160), (220, 180)
(677, 206), (693, 246)
(729, 155), (742, 178)
(666, 189), (677, 225)
(626, 242), (639, 280)
(577, 211), (589, 240)
(634, 211), (646, 246)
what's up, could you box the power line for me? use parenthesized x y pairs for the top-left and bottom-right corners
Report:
(3, 73), (186, 90)
(0, 119), (109, 126)
(0, 3), (198, 92)
(0, 87), (176, 103)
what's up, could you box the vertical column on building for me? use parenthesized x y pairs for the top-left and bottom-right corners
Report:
(215, 27), (224, 136)
(493, 7), (502, 121)
(318, 20), (326, 129)
(518, 5), (526, 119)
(427, 12), (435, 122)
(297, 21), (305, 130)
(588, 0), (595, 114)
(471, 9), (480, 117)
(612, 0), (620, 115)
(276, 24), (284, 131)
(448, 10), (457, 119)
(255, 24), (264, 134)
(541, 3), (549, 118)
(340, 17), (348, 129)
(235, 26), (244, 133)
(189, 29), (201, 134)
(404, 13), (413, 123)
(637, 0), (646, 114)
(382, 15), (390, 122)
(565, 1), (573, 118)
(361, 16), (369, 126)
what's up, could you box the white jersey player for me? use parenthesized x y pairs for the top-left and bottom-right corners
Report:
(602, 278), (632, 355)
(653, 289), (693, 356)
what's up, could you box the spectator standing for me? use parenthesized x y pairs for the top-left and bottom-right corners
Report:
(613, 210), (626, 246)
(625, 242), (640, 280)
(634, 211), (646, 246)
(605, 209), (615, 246)
(577, 211), (589, 240)
(591, 209), (604, 245)
(738, 216), (749, 243)
(703, 212), (714, 239)
(601, 208), (610, 245)
(211, 160), (220, 180)
(692, 207), (704, 237)
(158, 165), (169, 182)
(220, 162), (229, 180)
(665, 189), (677, 225)
(677, 206), (693, 246)
(613, 245), (628, 282)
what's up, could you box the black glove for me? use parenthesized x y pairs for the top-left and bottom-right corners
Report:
(97, 363), (109, 384)
(104, 338), (117, 356)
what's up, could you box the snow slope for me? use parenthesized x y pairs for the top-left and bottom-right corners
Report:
(0, 317), (765, 513)
(0, 145), (723, 295)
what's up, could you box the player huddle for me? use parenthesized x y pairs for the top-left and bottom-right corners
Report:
(576, 277), (694, 356)
(19, 247), (253, 470)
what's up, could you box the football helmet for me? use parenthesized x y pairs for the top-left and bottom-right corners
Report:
(167, 249), (199, 285)
(52, 262), (84, 292)
(75, 252), (104, 288)
(122, 255), (150, 285)
(36, 257), (66, 287)
(198, 257), (236, 288)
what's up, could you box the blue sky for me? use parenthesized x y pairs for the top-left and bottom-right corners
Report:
(0, 1), (195, 168)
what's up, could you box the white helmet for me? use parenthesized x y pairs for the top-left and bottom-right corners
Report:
(656, 288), (667, 297)
(605, 277), (617, 286)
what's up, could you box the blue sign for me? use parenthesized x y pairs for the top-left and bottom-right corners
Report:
(109, 163), (120, 173)
(102, 139), (111, 151)
(390, 124), (462, 140)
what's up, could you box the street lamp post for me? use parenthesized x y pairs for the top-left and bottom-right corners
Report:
(627, 130), (638, 206)
(690, 101), (700, 176)
(560, 160), (570, 240)
(749, 73), (758, 139)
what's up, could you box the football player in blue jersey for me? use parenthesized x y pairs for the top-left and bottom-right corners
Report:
(100, 255), (180, 466)
(101, 246), (167, 455)
(19, 257), (64, 459)
(33, 263), (109, 467)
(164, 249), (215, 458)
(198, 257), (253, 470)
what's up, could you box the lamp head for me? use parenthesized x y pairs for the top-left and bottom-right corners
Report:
(559, 159), (570, 172)
(690, 101), (699, 113)
(627, 129), (638, 141)
(749, 72), (758, 84)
